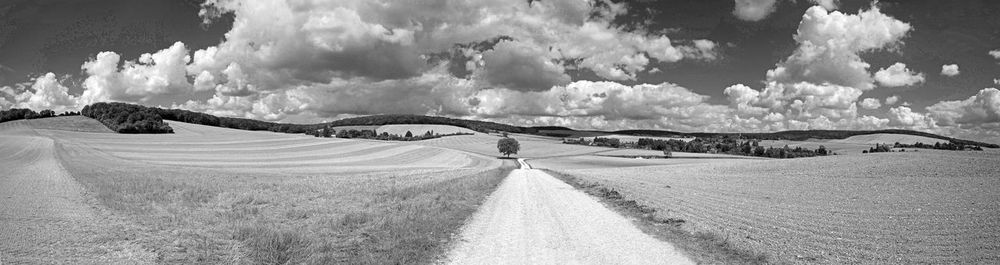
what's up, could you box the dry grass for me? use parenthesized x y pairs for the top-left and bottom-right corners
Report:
(31, 120), (513, 264)
(536, 151), (1000, 264)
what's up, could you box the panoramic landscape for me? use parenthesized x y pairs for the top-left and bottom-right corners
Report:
(2, 0), (1000, 264)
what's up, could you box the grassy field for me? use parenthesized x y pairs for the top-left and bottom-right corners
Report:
(8, 117), (514, 264)
(535, 150), (1000, 264)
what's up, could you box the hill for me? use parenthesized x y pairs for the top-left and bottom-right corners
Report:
(6, 102), (996, 147)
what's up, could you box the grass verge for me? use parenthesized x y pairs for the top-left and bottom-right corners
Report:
(542, 169), (770, 265)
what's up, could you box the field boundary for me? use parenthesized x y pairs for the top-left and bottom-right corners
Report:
(539, 169), (770, 265)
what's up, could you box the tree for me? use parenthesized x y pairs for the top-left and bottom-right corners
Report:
(405, 130), (413, 138)
(497, 137), (520, 158)
(321, 126), (333, 138)
(663, 149), (673, 158)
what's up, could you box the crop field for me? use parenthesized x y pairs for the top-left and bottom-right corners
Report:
(410, 133), (614, 158)
(1, 117), (511, 264)
(536, 150), (1000, 264)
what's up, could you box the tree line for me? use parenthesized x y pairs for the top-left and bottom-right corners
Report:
(81, 103), (173, 133)
(307, 128), (473, 141)
(1, 108), (79, 123)
(564, 136), (832, 159)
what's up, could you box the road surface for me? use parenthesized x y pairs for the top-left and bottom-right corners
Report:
(443, 159), (693, 265)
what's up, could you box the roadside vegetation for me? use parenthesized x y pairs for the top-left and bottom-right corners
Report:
(543, 169), (769, 265)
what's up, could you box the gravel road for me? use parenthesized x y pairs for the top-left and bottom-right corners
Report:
(443, 159), (693, 265)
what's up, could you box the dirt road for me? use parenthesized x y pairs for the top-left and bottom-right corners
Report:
(0, 123), (152, 264)
(443, 159), (693, 265)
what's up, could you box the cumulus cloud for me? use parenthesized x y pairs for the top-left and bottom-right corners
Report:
(859, 98), (881, 109)
(888, 106), (935, 129)
(809, 0), (840, 10)
(885, 95), (900, 105)
(721, 5), (911, 130)
(874, 62), (925, 87)
(927, 88), (1000, 127)
(732, 0), (779, 22)
(767, 6), (911, 91)
(990, 49), (1000, 60)
(679, 39), (720, 61)
(8, 73), (79, 112)
(940, 64), (960, 77)
(79, 42), (193, 105)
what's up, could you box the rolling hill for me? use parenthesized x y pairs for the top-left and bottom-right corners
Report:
(3, 102), (996, 148)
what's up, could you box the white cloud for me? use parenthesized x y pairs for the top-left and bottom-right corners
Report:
(888, 106), (934, 129)
(927, 88), (1000, 127)
(809, 0), (840, 10)
(679, 39), (720, 61)
(721, 5), (910, 131)
(874, 62), (925, 87)
(990, 49), (1000, 60)
(767, 6), (911, 91)
(940, 64), (960, 77)
(885, 95), (900, 105)
(859, 98), (881, 109)
(995, 79), (1000, 85)
(79, 42), (193, 105)
(732, 0), (778, 22)
(11, 73), (78, 112)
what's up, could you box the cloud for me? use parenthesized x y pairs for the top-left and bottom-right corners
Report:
(995, 79), (1000, 85)
(927, 88), (1000, 127)
(990, 49), (1000, 60)
(940, 64), (960, 77)
(767, 6), (911, 91)
(809, 0), (840, 10)
(859, 98), (881, 109)
(732, 0), (778, 22)
(79, 42), (194, 105)
(720, 5), (910, 131)
(477, 40), (571, 92)
(9, 73), (78, 112)
(679, 39), (720, 61)
(874, 62), (925, 87)
(888, 106), (935, 129)
(885, 95), (900, 105)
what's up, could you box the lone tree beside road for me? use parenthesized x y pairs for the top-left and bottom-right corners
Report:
(497, 136), (520, 158)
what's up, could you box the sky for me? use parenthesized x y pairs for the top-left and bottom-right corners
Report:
(1, 0), (999, 142)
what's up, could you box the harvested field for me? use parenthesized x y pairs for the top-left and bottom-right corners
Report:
(537, 150), (1000, 264)
(1, 117), (511, 264)
(829, 133), (945, 145)
(376, 124), (474, 136)
(594, 149), (765, 159)
(758, 139), (868, 155)
(410, 133), (614, 158)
